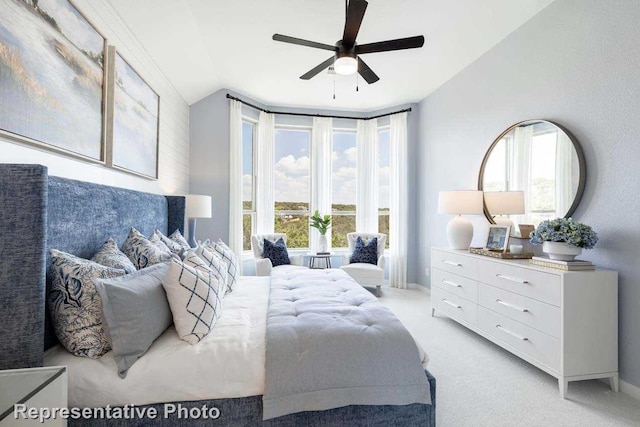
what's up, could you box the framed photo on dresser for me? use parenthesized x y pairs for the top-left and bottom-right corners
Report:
(485, 225), (510, 251)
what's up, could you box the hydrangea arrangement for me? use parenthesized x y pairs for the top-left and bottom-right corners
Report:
(529, 218), (598, 249)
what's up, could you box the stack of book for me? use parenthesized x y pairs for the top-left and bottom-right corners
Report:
(529, 256), (595, 271)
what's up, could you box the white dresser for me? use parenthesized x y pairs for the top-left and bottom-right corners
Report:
(430, 247), (618, 398)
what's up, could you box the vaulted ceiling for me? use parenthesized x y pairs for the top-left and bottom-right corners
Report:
(107, 0), (554, 110)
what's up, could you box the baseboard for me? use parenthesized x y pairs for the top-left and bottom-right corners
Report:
(407, 283), (430, 294)
(621, 379), (640, 401)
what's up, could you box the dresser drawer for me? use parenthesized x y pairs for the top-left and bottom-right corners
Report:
(477, 261), (561, 306)
(431, 249), (476, 278)
(478, 306), (560, 372)
(478, 283), (561, 338)
(432, 286), (478, 326)
(432, 268), (478, 302)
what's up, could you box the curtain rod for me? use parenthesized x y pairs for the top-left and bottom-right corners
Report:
(226, 94), (411, 121)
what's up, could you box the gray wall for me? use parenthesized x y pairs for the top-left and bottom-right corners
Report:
(189, 90), (421, 283)
(417, 0), (640, 388)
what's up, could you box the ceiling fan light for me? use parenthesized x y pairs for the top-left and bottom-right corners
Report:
(334, 56), (358, 75)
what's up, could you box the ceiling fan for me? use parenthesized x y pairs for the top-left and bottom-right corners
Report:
(272, 0), (424, 84)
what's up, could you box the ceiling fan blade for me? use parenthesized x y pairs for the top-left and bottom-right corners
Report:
(358, 57), (379, 84)
(300, 57), (336, 80)
(342, 0), (368, 47)
(356, 35), (425, 54)
(273, 34), (337, 52)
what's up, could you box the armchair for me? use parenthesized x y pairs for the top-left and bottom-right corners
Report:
(250, 233), (304, 276)
(340, 233), (386, 297)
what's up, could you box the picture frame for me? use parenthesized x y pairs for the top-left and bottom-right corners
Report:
(518, 224), (535, 239)
(0, 0), (107, 163)
(485, 225), (511, 251)
(106, 46), (159, 179)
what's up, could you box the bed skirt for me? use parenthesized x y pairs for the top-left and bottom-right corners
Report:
(69, 370), (435, 426)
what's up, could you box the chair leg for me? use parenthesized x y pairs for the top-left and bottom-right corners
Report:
(376, 285), (381, 297)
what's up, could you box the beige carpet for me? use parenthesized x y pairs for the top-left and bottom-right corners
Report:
(378, 286), (640, 427)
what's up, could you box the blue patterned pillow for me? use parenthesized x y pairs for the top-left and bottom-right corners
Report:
(350, 237), (378, 265)
(122, 228), (173, 269)
(263, 238), (290, 267)
(91, 237), (137, 274)
(48, 249), (125, 358)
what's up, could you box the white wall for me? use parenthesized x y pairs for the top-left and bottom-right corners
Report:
(417, 0), (640, 389)
(0, 0), (189, 195)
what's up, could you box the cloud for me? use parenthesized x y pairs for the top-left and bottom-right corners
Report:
(274, 170), (309, 203)
(275, 155), (310, 176)
(242, 174), (252, 202)
(345, 147), (357, 162)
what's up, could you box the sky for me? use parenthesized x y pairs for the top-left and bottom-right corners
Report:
(242, 124), (391, 209)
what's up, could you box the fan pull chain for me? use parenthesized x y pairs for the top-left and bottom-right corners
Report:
(333, 72), (336, 100)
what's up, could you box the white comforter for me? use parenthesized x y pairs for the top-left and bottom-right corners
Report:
(45, 276), (270, 408)
(45, 275), (429, 408)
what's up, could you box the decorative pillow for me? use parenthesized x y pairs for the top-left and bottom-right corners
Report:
(189, 248), (228, 288)
(263, 237), (291, 267)
(122, 227), (173, 269)
(169, 229), (191, 250)
(156, 229), (184, 254)
(94, 263), (172, 378)
(149, 231), (172, 253)
(350, 237), (379, 265)
(162, 258), (224, 345)
(91, 237), (137, 274)
(204, 240), (239, 294)
(48, 249), (125, 358)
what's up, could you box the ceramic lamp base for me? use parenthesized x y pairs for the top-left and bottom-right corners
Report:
(446, 215), (474, 250)
(187, 218), (197, 248)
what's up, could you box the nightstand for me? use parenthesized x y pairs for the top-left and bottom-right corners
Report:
(0, 366), (67, 426)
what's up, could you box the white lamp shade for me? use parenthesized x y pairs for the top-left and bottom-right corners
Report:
(484, 191), (525, 215)
(438, 191), (484, 215)
(186, 195), (212, 218)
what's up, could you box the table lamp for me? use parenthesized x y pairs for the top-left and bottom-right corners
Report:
(483, 191), (525, 230)
(186, 195), (212, 247)
(438, 190), (484, 249)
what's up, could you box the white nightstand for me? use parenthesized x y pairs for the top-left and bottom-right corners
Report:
(0, 366), (67, 426)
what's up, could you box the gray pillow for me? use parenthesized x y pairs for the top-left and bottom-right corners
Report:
(94, 263), (172, 378)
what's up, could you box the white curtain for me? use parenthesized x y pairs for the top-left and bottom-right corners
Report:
(310, 117), (333, 252)
(356, 119), (378, 232)
(256, 111), (275, 234)
(555, 131), (573, 217)
(389, 113), (408, 289)
(228, 99), (243, 273)
(510, 125), (533, 225)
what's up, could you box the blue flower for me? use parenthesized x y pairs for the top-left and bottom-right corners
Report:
(529, 218), (598, 249)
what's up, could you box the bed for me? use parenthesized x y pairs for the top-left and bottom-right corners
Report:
(0, 164), (436, 426)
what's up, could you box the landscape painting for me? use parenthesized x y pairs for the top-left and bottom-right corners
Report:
(0, 0), (105, 160)
(111, 51), (159, 179)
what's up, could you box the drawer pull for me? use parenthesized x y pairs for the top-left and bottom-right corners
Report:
(442, 299), (462, 309)
(496, 299), (529, 313)
(442, 260), (463, 267)
(496, 274), (529, 284)
(442, 279), (462, 288)
(496, 325), (529, 341)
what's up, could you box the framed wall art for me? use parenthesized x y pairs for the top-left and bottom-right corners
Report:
(106, 46), (159, 179)
(0, 0), (107, 161)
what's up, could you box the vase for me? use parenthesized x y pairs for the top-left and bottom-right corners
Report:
(318, 234), (328, 253)
(543, 241), (582, 261)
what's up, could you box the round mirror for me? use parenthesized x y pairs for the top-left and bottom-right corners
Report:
(478, 120), (586, 237)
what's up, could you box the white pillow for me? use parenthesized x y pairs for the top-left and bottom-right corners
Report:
(162, 258), (224, 345)
(193, 247), (228, 289)
(203, 239), (238, 294)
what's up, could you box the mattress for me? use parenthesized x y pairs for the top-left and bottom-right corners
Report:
(44, 275), (429, 409)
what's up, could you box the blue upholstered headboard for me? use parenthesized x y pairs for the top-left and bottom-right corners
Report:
(0, 164), (185, 370)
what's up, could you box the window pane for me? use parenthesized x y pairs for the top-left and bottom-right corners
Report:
(242, 122), (254, 208)
(332, 132), (357, 246)
(275, 213), (309, 248)
(274, 129), (310, 248)
(243, 213), (253, 251)
(378, 129), (390, 248)
(378, 213), (390, 249)
(331, 214), (356, 248)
